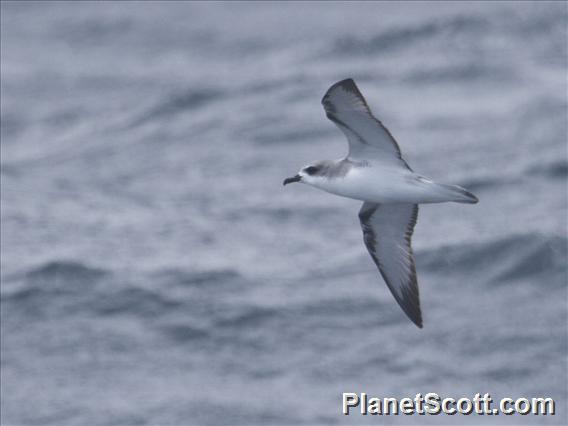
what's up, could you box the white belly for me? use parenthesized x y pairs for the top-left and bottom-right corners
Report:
(313, 166), (450, 204)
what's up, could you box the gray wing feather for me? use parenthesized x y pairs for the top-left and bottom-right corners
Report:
(322, 79), (410, 169)
(358, 202), (422, 328)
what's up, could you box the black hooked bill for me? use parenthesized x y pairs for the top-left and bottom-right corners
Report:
(283, 175), (302, 186)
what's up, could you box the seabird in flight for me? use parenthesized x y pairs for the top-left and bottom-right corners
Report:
(283, 78), (478, 328)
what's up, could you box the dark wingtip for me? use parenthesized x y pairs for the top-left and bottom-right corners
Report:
(337, 77), (356, 85)
(407, 310), (423, 329)
(331, 78), (358, 93)
(321, 78), (358, 104)
(400, 290), (423, 329)
(396, 298), (423, 329)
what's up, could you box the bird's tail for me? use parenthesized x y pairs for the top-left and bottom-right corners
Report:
(435, 183), (479, 204)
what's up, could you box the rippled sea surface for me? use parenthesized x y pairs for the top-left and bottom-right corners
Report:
(1, 1), (567, 425)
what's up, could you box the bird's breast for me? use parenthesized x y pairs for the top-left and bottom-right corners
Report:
(316, 167), (422, 203)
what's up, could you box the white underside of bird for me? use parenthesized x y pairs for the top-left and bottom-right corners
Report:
(309, 159), (476, 205)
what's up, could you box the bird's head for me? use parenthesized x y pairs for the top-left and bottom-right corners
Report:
(283, 162), (329, 187)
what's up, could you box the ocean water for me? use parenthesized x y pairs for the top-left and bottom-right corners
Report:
(1, 1), (567, 424)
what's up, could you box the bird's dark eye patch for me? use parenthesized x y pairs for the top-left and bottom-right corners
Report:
(305, 166), (319, 175)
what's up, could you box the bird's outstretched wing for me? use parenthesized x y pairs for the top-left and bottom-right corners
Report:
(322, 78), (409, 168)
(358, 202), (422, 328)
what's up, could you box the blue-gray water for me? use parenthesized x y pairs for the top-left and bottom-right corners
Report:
(1, 1), (567, 425)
